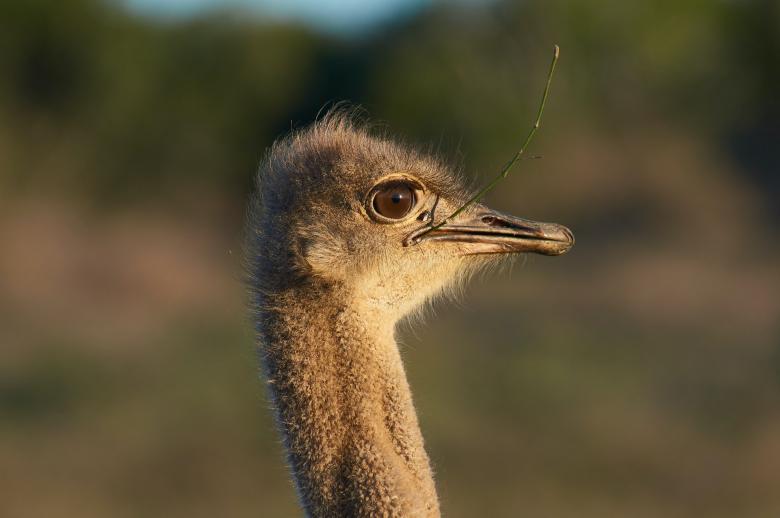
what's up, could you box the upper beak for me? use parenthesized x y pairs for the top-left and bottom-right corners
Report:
(404, 206), (574, 256)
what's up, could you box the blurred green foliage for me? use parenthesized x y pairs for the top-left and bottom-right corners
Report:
(1, 0), (778, 208)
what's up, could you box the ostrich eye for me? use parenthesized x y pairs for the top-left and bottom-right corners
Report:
(372, 182), (416, 220)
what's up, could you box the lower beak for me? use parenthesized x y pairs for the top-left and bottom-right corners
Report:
(405, 206), (574, 256)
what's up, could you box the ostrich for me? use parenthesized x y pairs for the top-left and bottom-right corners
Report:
(246, 113), (573, 517)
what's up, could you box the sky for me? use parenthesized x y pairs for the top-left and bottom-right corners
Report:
(121, 0), (433, 34)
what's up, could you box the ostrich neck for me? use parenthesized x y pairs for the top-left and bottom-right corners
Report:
(258, 284), (440, 517)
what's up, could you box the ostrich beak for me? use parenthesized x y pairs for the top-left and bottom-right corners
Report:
(406, 205), (574, 256)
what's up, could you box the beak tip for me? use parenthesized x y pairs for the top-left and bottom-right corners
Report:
(562, 226), (575, 249)
(537, 224), (574, 256)
(551, 226), (575, 255)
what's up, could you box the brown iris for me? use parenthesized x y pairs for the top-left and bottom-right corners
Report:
(372, 182), (415, 219)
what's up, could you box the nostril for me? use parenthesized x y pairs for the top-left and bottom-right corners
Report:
(482, 215), (514, 228)
(482, 214), (532, 231)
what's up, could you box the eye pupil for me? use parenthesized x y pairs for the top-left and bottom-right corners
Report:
(372, 182), (416, 220)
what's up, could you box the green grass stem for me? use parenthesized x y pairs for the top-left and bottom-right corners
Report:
(414, 45), (560, 238)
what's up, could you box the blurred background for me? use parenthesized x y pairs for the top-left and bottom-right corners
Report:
(1, 0), (778, 516)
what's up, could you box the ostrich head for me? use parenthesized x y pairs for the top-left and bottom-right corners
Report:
(246, 111), (574, 516)
(249, 113), (574, 319)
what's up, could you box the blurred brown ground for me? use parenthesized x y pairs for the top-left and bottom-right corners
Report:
(1, 0), (779, 516)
